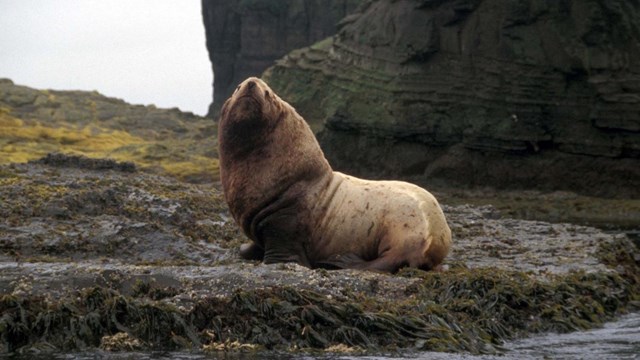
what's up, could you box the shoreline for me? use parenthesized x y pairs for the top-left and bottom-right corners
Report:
(1, 155), (638, 355)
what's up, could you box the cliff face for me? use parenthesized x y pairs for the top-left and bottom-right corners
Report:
(264, 0), (640, 197)
(201, 0), (362, 114)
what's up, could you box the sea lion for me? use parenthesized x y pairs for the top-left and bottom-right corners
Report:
(218, 77), (452, 273)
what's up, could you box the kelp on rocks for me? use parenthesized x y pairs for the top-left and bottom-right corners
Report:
(2, 237), (637, 355)
(0, 155), (638, 355)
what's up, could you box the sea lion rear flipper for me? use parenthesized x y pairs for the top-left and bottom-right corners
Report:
(315, 253), (367, 270)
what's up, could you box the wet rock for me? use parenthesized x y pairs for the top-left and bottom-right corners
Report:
(0, 157), (637, 355)
(444, 204), (618, 275)
(0, 158), (236, 265)
(41, 200), (71, 219)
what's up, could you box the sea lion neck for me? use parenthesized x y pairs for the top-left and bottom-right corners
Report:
(218, 101), (278, 162)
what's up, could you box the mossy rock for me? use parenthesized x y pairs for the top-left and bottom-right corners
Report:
(0, 80), (218, 183)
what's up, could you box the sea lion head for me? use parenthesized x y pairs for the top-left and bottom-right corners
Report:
(220, 77), (284, 130)
(218, 77), (288, 162)
(218, 77), (333, 238)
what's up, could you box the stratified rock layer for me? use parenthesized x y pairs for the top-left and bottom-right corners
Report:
(202, 0), (362, 114)
(264, 0), (640, 197)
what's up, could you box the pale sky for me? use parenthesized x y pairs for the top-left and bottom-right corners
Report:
(0, 0), (212, 116)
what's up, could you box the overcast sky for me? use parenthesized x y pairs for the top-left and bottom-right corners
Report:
(0, 0), (212, 115)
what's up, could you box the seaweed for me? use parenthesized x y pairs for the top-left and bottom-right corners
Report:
(2, 247), (636, 356)
(0, 156), (638, 355)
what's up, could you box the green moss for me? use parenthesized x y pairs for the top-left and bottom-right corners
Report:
(0, 167), (19, 179)
(265, 56), (398, 135)
(0, 81), (220, 183)
(310, 37), (334, 51)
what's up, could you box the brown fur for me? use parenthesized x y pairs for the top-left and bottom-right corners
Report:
(218, 77), (452, 272)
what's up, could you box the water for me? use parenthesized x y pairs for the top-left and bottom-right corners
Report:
(9, 313), (638, 360)
(501, 312), (640, 359)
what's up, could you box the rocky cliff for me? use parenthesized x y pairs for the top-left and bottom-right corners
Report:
(201, 0), (362, 114)
(263, 0), (640, 197)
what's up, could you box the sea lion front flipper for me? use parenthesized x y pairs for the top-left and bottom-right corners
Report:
(239, 242), (264, 260)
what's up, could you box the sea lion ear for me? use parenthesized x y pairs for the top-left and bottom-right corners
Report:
(271, 97), (286, 118)
(220, 98), (231, 118)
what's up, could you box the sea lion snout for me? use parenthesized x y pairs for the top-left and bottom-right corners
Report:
(233, 78), (274, 106)
(237, 77), (263, 97)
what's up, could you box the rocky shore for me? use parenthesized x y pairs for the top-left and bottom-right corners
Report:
(1, 74), (638, 356)
(0, 0), (638, 356)
(1, 154), (638, 355)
